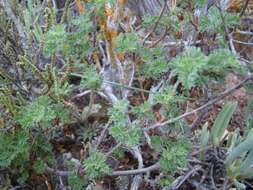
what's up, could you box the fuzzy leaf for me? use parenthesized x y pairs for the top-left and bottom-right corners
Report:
(16, 96), (56, 128)
(170, 47), (207, 90)
(84, 150), (111, 179)
(109, 123), (141, 147)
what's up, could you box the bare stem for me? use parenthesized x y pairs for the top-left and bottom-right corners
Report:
(46, 162), (160, 177)
(142, 0), (168, 45)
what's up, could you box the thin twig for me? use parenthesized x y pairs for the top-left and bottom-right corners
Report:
(228, 33), (237, 55)
(232, 39), (253, 46)
(111, 162), (160, 176)
(240, 0), (250, 17)
(104, 80), (151, 94)
(222, 177), (229, 190)
(130, 146), (144, 190)
(191, 145), (213, 156)
(106, 142), (122, 157)
(46, 167), (73, 176)
(68, 73), (151, 95)
(60, 0), (71, 23)
(71, 90), (91, 99)
(103, 84), (119, 104)
(146, 74), (253, 131)
(95, 123), (110, 149)
(234, 30), (253, 35)
(149, 27), (168, 48)
(210, 165), (218, 190)
(172, 166), (202, 189)
(46, 162), (160, 177)
(142, 0), (168, 45)
(215, 1), (234, 54)
(131, 175), (143, 190)
(124, 61), (135, 99)
(9, 186), (25, 190)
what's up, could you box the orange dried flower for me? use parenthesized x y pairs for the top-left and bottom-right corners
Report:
(75, 0), (84, 14)
(116, 52), (125, 61)
(118, 0), (128, 6)
(105, 4), (113, 17)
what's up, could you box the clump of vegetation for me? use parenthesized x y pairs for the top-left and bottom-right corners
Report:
(0, 0), (252, 189)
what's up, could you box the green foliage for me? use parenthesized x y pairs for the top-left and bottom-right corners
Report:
(193, 0), (207, 7)
(197, 102), (253, 186)
(224, 12), (240, 27)
(139, 47), (169, 79)
(180, 0), (208, 8)
(159, 176), (174, 187)
(43, 12), (93, 57)
(54, 103), (74, 124)
(0, 131), (29, 167)
(226, 128), (253, 168)
(151, 135), (167, 150)
(211, 102), (237, 146)
(33, 159), (47, 174)
(143, 15), (157, 27)
(153, 86), (176, 105)
(108, 99), (129, 124)
(199, 122), (210, 159)
(159, 138), (191, 173)
(43, 24), (67, 56)
(81, 66), (102, 90)
(54, 82), (72, 99)
(131, 102), (154, 120)
(71, 12), (93, 33)
(223, 128), (253, 188)
(161, 8), (181, 33)
(69, 175), (87, 190)
(199, 7), (221, 32)
(170, 47), (239, 90)
(31, 134), (55, 163)
(19, 55), (48, 83)
(109, 123), (141, 147)
(199, 7), (239, 32)
(112, 147), (125, 159)
(0, 88), (17, 116)
(63, 12), (93, 56)
(244, 96), (253, 128)
(108, 100), (142, 146)
(151, 136), (190, 174)
(16, 96), (73, 129)
(88, 0), (116, 11)
(114, 33), (139, 53)
(170, 47), (207, 90)
(204, 49), (239, 79)
(16, 96), (55, 128)
(22, 0), (43, 43)
(0, 0), (247, 188)
(84, 150), (111, 179)
(82, 126), (100, 142)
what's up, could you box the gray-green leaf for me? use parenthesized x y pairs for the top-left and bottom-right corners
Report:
(211, 102), (237, 146)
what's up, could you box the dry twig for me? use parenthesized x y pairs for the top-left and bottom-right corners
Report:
(142, 0), (168, 45)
